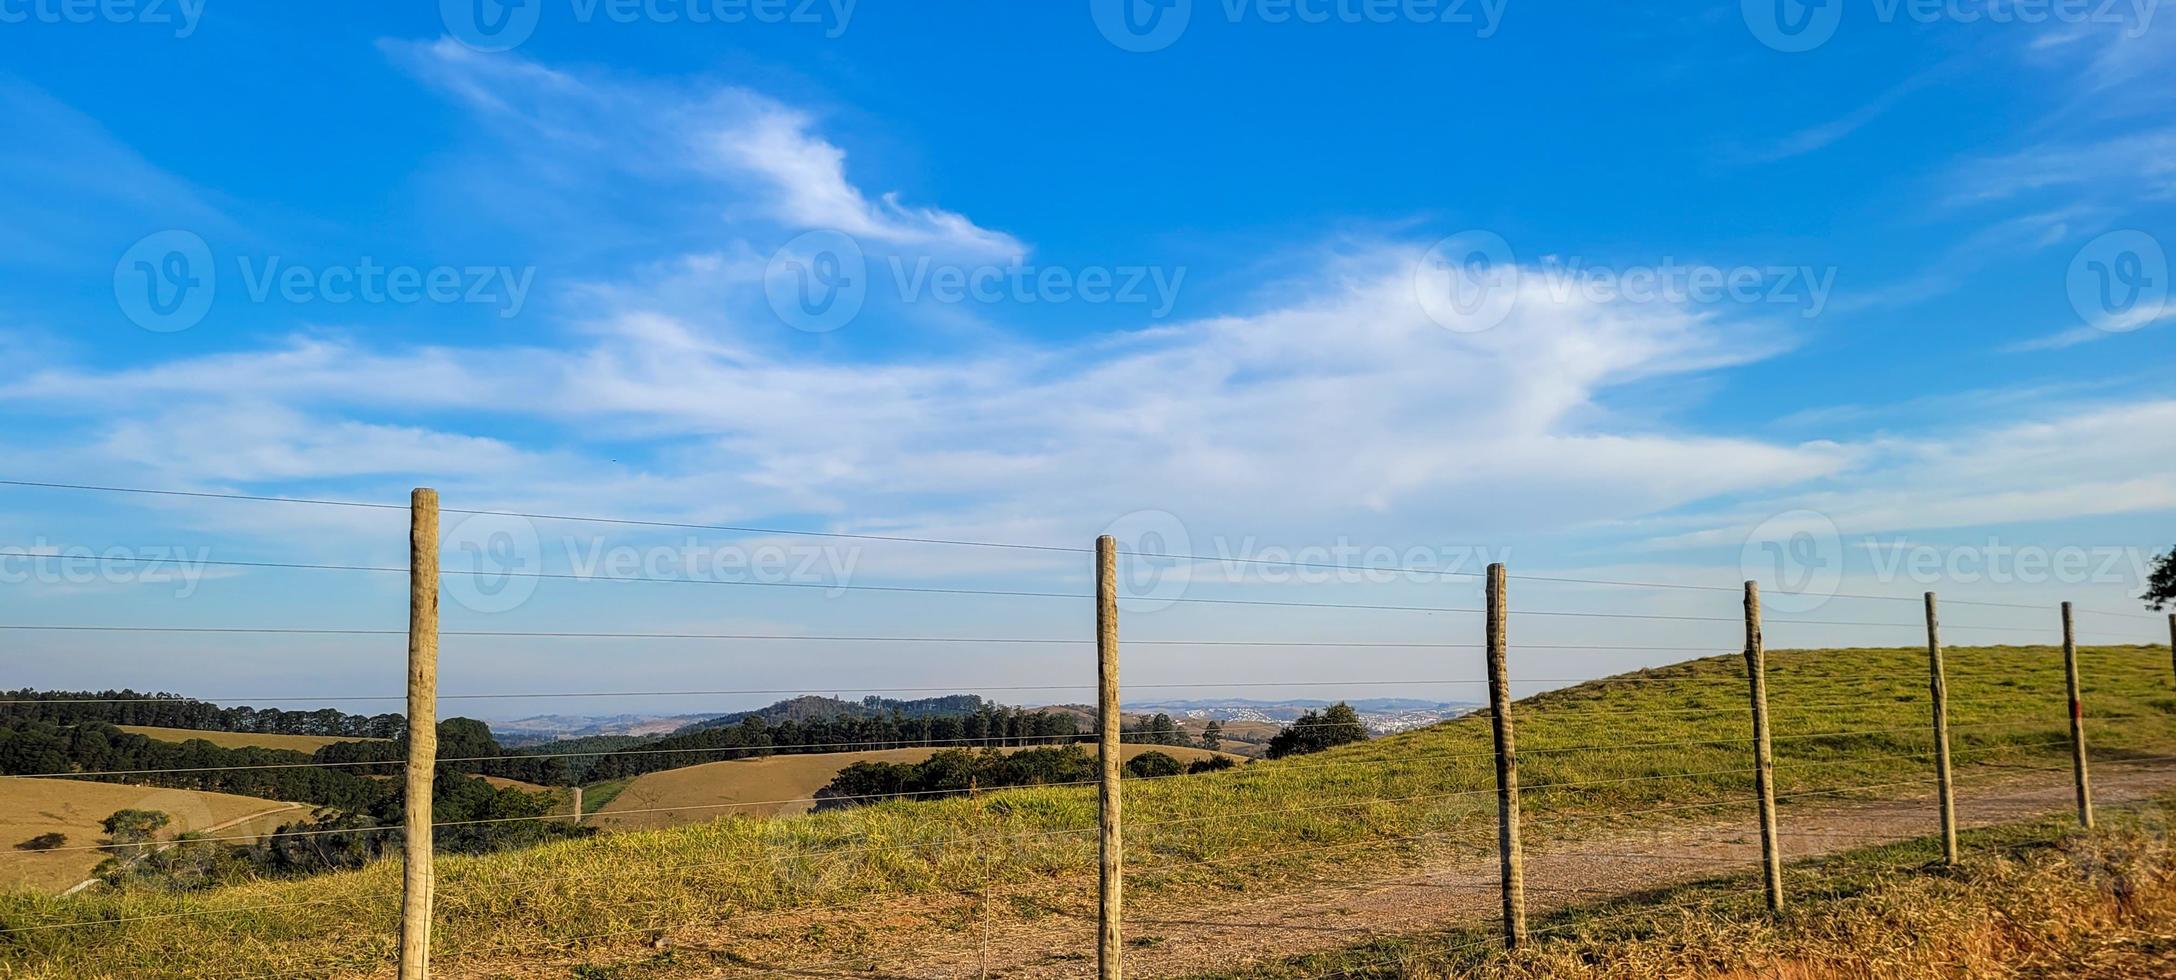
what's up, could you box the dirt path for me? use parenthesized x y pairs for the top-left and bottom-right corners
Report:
(455, 760), (2176, 980)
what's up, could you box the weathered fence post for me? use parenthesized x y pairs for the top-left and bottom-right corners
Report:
(2168, 613), (2174, 687)
(401, 488), (440, 980)
(570, 786), (583, 825)
(1095, 534), (1122, 980)
(1923, 592), (1958, 866)
(1743, 581), (1784, 911)
(1484, 563), (1527, 950)
(2061, 601), (2093, 829)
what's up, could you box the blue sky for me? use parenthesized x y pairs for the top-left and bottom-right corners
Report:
(0, 3), (2171, 716)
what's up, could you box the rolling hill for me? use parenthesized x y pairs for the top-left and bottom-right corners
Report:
(115, 725), (380, 753)
(6, 643), (2172, 979)
(0, 779), (304, 892)
(589, 743), (1243, 829)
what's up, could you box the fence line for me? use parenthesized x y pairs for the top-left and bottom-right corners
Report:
(3, 482), (2173, 979)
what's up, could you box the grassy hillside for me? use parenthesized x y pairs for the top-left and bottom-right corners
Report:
(3, 644), (2170, 979)
(590, 743), (1242, 829)
(0, 779), (303, 892)
(1188, 791), (2176, 978)
(114, 725), (380, 753)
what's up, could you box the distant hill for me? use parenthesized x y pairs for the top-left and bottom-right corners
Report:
(674, 694), (993, 734)
(1121, 698), (1479, 735)
(487, 714), (718, 746)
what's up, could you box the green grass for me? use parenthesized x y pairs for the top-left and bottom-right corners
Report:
(578, 777), (633, 817)
(2, 644), (2170, 979)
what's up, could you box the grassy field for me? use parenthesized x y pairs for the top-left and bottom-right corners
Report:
(1187, 791), (2176, 978)
(2, 643), (2170, 978)
(115, 725), (380, 752)
(0, 779), (303, 893)
(589, 743), (1243, 829)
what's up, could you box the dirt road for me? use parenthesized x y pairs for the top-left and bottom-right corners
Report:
(451, 759), (2176, 980)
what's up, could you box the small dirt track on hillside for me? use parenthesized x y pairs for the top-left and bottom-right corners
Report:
(457, 759), (2176, 980)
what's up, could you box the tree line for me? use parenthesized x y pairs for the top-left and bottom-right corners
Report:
(812, 746), (1233, 810)
(0, 716), (587, 888)
(0, 689), (406, 739)
(571, 706), (1085, 782)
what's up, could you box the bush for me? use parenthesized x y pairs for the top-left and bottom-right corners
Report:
(101, 809), (172, 845)
(14, 833), (66, 851)
(1186, 756), (1236, 775)
(1264, 703), (1369, 759)
(1124, 751), (1183, 778)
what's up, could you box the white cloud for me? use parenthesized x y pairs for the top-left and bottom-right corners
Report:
(388, 38), (1021, 256)
(0, 241), (1842, 556)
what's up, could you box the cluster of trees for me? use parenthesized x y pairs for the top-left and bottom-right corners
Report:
(0, 716), (392, 810)
(0, 716), (588, 890)
(813, 746), (1236, 810)
(1263, 703), (1370, 759)
(1122, 714), (1224, 751)
(0, 690), (404, 739)
(576, 707), (1084, 782)
(315, 718), (569, 786)
(91, 780), (578, 893)
(678, 694), (995, 732)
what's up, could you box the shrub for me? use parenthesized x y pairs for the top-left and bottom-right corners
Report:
(1264, 703), (1370, 759)
(1123, 751), (1183, 778)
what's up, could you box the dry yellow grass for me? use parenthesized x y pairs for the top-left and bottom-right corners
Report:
(115, 726), (380, 752)
(591, 743), (1241, 829)
(0, 779), (303, 892)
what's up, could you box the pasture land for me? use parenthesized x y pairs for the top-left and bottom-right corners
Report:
(0, 779), (302, 892)
(4, 644), (2171, 979)
(116, 725), (380, 753)
(590, 743), (1242, 829)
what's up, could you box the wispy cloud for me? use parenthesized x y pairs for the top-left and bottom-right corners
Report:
(388, 38), (1021, 256)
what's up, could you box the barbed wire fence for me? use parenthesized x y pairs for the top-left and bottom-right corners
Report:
(0, 480), (2169, 978)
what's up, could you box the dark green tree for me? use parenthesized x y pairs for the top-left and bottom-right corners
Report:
(1199, 721), (1222, 751)
(2146, 546), (2175, 610)
(1124, 751), (1183, 778)
(1264, 703), (1370, 760)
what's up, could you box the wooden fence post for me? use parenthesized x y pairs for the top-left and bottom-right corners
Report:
(1743, 581), (1784, 911)
(400, 488), (440, 980)
(1096, 535), (1122, 980)
(1484, 563), (1527, 950)
(2061, 601), (2093, 829)
(2167, 613), (2174, 688)
(1923, 592), (1958, 866)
